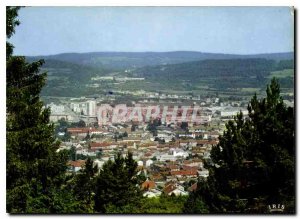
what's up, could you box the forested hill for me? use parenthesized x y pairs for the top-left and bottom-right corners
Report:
(25, 54), (293, 97)
(134, 58), (276, 78)
(26, 51), (293, 70)
(132, 58), (294, 90)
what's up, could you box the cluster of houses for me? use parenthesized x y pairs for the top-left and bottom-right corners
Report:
(60, 121), (220, 198)
(50, 94), (251, 198)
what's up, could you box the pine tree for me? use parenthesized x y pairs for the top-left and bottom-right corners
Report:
(94, 152), (142, 213)
(184, 78), (295, 214)
(6, 7), (75, 213)
(69, 157), (98, 212)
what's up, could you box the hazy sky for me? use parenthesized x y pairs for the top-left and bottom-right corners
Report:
(9, 6), (294, 56)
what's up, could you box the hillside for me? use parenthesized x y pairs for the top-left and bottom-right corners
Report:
(26, 53), (294, 98)
(27, 51), (293, 70)
(130, 58), (294, 98)
(25, 58), (111, 97)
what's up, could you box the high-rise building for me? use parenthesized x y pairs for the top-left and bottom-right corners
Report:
(87, 100), (96, 116)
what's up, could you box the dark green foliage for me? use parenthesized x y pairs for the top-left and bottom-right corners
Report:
(6, 6), (21, 59)
(137, 58), (276, 78)
(27, 51), (293, 98)
(6, 7), (75, 213)
(26, 58), (106, 83)
(104, 195), (188, 214)
(6, 6), (21, 38)
(94, 152), (142, 213)
(134, 58), (277, 90)
(69, 158), (98, 212)
(184, 78), (295, 214)
(136, 171), (147, 185)
(131, 124), (137, 132)
(140, 195), (187, 213)
(78, 120), (86, 127)
(276, 59), (294, 70)
(180, 122), (189, 130)
(27, 51), (293, 70)
(68, 146), (76, 161)
(277, 77), (294, 88)
(147, 118), (161, 136)
(183, 192), (209, 214)
(24, 58), (111, 97)
(128, 58), (293, 99)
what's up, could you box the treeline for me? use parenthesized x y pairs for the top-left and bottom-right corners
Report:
(134, 58), (294, 90)
(276, 59), (294, 70)
(26, 58), (112, 83)
(25, 57), (112, 97)
(137, 58), (276, 78)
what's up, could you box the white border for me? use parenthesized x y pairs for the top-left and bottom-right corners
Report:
(1, 0), (298, 219)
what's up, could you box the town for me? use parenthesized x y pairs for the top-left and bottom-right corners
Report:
(46, 91), (253, 198)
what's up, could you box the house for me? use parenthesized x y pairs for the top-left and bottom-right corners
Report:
(169, 188), (188, 196)
(67, 160), (86, 173)
(198, 168), (209, 178)
(188, 182), (198, 192)
(122, 137), (141, 143)
(151, 173), (165, 182)
(143, 189), (162, 198)
(182, 165), (199, 171)
(170, 148), (189, 158)
(145, 159), (154, 167)
(166, 175), (179, 182)
(74, 143), (83, 150)
(77, 148), (96, 157)
(183, 159), (203, 168)
(67, 127), (104, 138)
(141, 179), (156, 190)
(158, 153), (177, 162)
(90, 142), (117, 150)
(163, 183), (188, 196)
(137, 160), (144, 167)
(144, 152), (154, 159)
(166, 164), (180, 171)
(170, 170), (198, 178)
(102, 155), (111, 162)
(209, 131), (220, 139)
(93, 159), (106, 171)
(67, 128), (89, 138)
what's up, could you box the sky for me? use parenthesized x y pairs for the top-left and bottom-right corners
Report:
(9, 6), (294, 56)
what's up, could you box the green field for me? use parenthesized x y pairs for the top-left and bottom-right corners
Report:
(268, 69), (294, 78)
(241, 88), (261, 92)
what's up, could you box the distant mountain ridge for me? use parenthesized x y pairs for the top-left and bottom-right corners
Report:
(28, 51), (293, 98)
(27, 51), (294, 70)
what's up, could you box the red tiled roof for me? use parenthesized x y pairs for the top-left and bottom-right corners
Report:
(170, 170), (198, 176)
(196, 140), (210, 144)
(141, 180), (156, 190)
(182, 165), (199, 171)
(167, 164), (180, 170)
(90, 142), (113, 148)
(67, 128), (103, 134)
(183, 160), (193, 164)
(163, 184), (177, 194)
(208, 140), (219, 145)
(144, 152), (153, 157)
(67, 128), (87, 132)
(68, 160), (86, 168)
(151, 174), (164, 181)
(188, 182), (198, 192)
